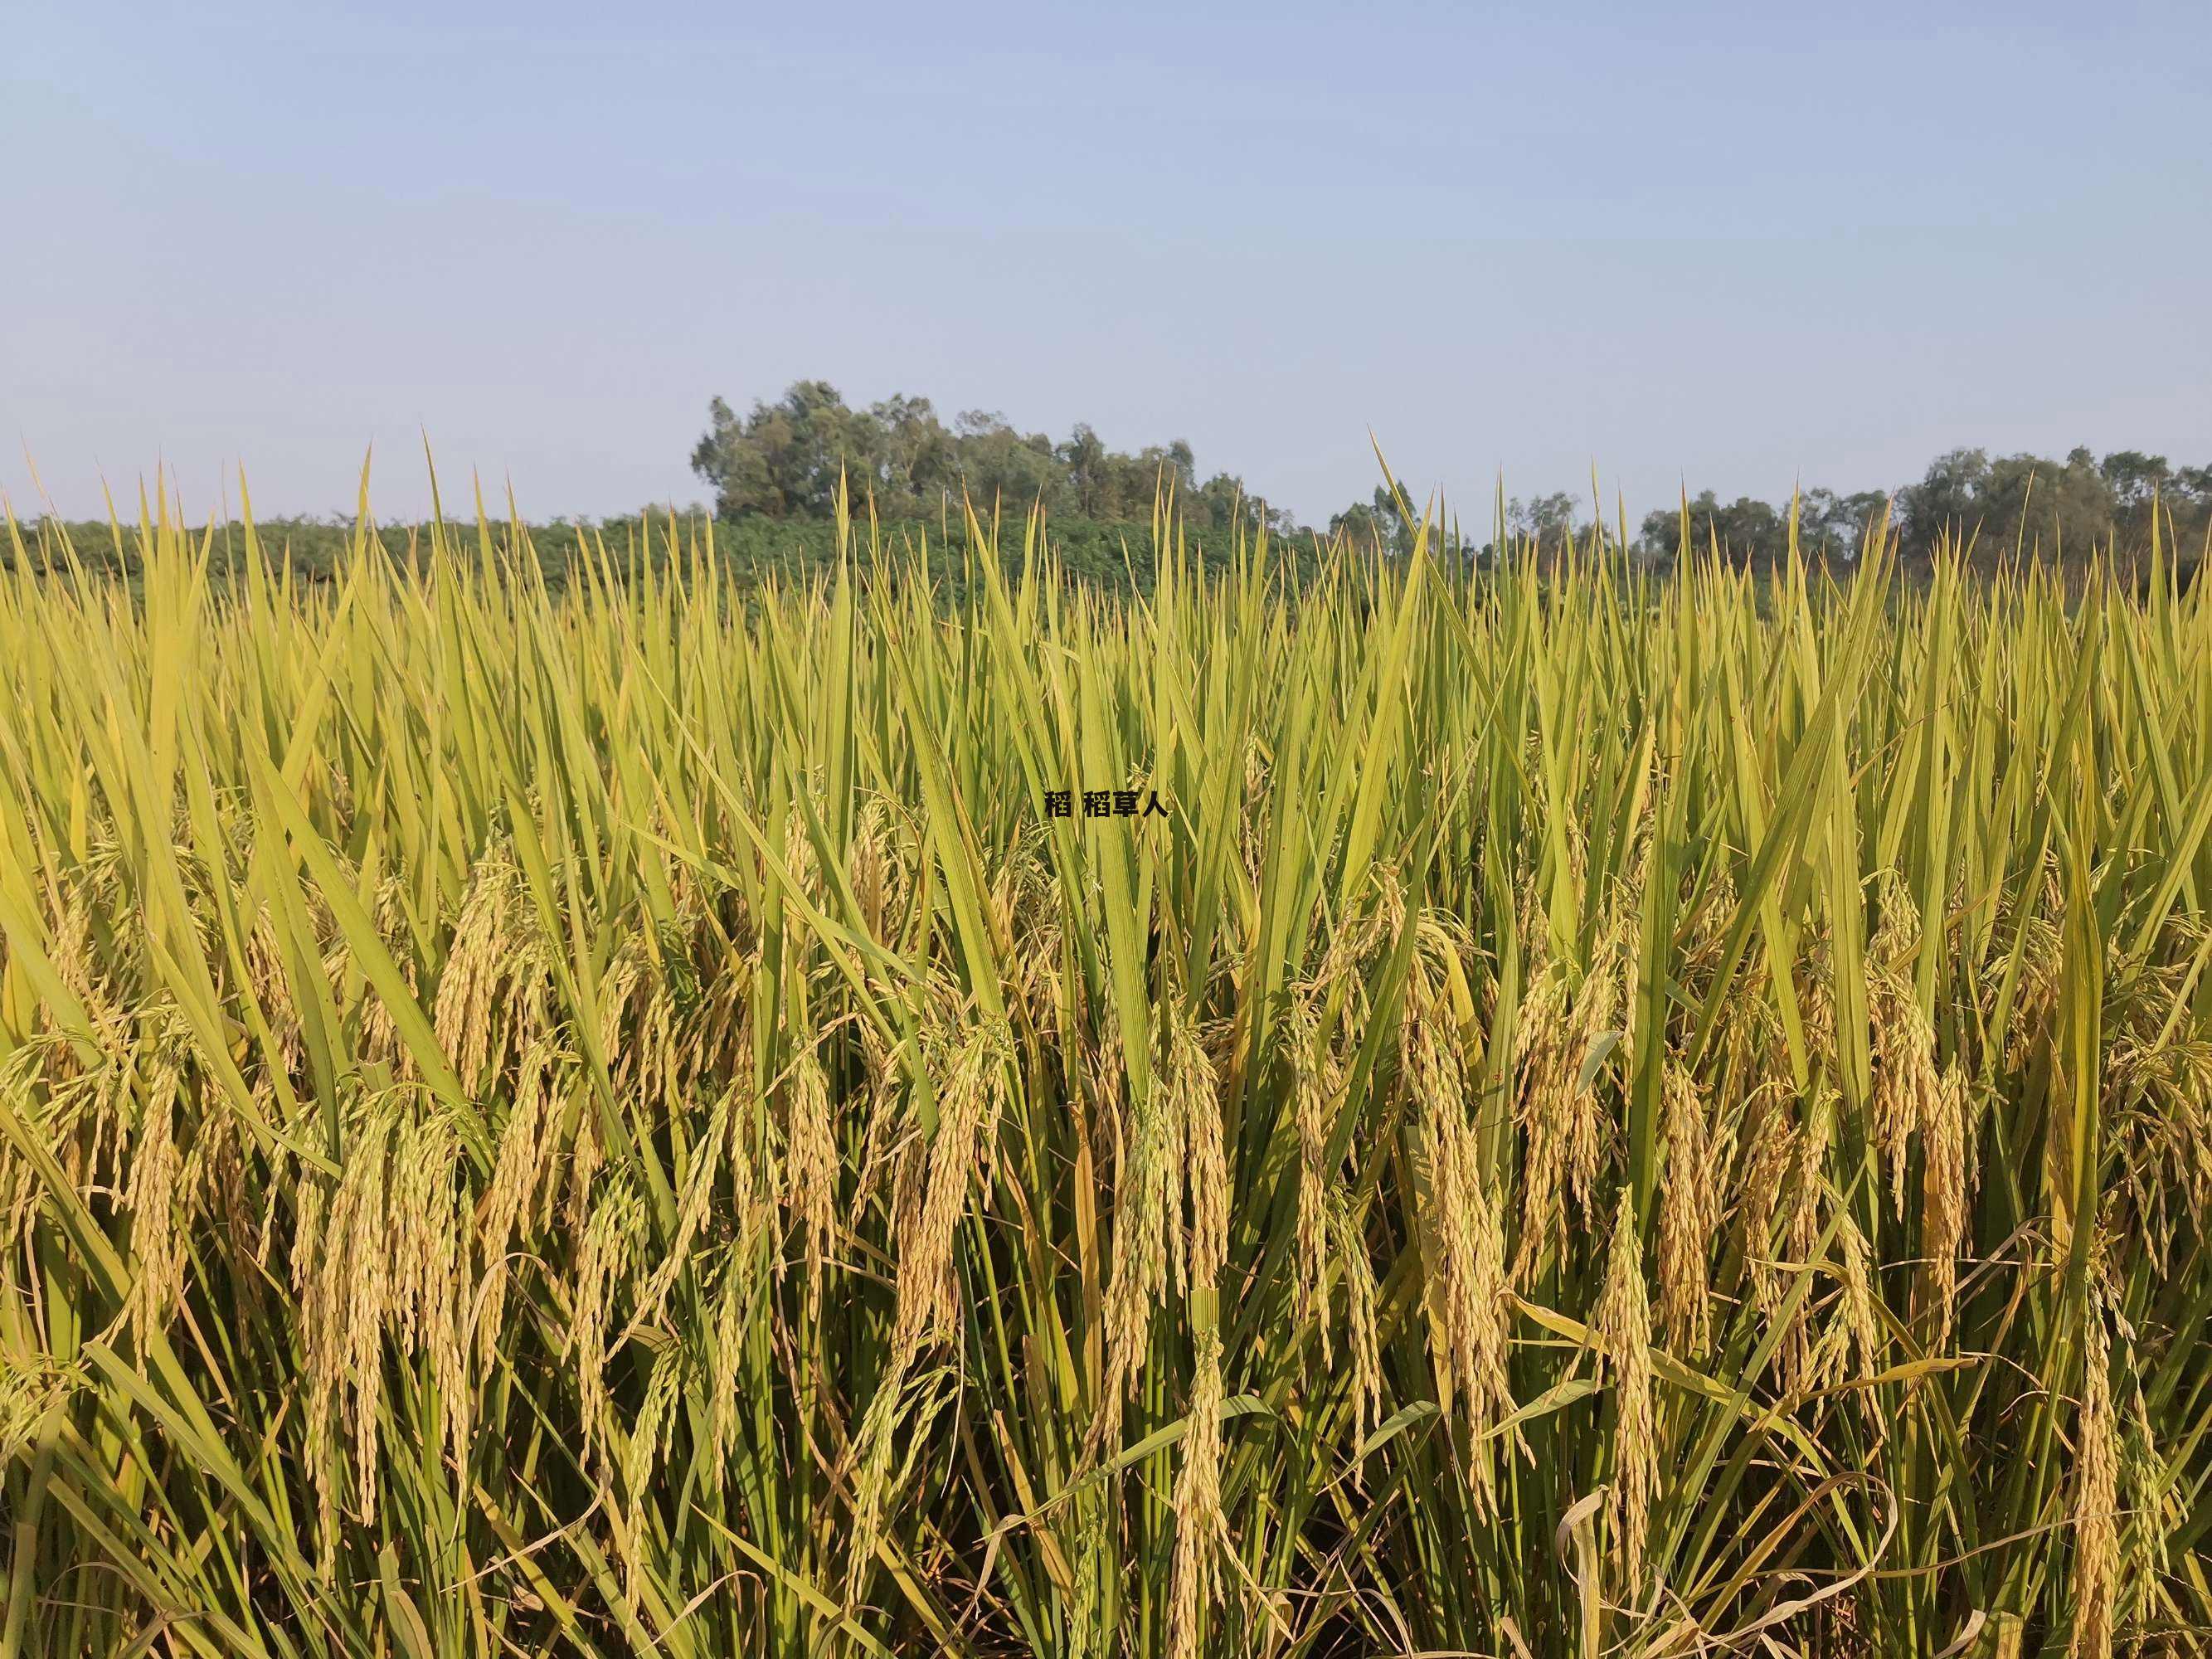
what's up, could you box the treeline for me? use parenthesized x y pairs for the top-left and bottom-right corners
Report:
(1637, 447), (2212, 574)
(0, 510), (1314, 599)
(7, 385), (2206, 591)
(692, 382), (2212, 577)
(1338, 459), (2207, 575)
(690, 381), (1303, 539)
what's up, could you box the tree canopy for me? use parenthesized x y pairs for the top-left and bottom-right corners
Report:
(693, 382), (2210, 578)
(688, 382), (1299, 538)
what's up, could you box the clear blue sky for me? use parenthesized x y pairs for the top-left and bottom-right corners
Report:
(5, 1), (2208, 528)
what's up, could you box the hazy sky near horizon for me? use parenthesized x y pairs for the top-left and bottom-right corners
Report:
(4, 1), (2209, 528)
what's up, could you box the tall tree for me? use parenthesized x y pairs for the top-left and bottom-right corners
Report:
(1898, 447), (2117, 569)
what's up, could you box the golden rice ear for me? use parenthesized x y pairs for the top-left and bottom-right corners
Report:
(1091, 1022), (1168, 1456)
(120, 1041), (187, 1348)
(1780, 1084), (1843, 1399)
(1291, 1005), (1335, 1369)
(1654, 1059), (1719, 1355)
(1918, 1064), (1974, 1345)
(781, 1036), (839, 1311)
(430, 841), (528, 1095)
(1336, 1195), (1385, 1444)
(1401, 951), (1515, 1505)
(1869, 873), (1943, 1219)
(1166, 1326), (1228, 1659)
(843, 1010), (1008, 1592)
(1594, 1189), (1656, 1601)
(2070, 1287), (2120, 1659)
(1510, 961), (1573, 1289)
(1171, 1004), (1229, 1306)
(567, 1166), (647, 1482)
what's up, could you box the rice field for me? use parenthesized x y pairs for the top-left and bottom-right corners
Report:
(1, 487), (2209, 1657)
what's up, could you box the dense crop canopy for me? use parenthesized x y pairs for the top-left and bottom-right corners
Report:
(0, 482), (2207, 1656)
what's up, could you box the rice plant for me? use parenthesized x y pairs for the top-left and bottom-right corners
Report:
(0, 475), (2207, 1657)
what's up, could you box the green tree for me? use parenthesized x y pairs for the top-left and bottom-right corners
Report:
(1508, 492), (1582, 551)
(1330, 486), (1412, 557)
(949, 410), (1066, 520)
(1898, 447), (2116, 570)
(1057, 423), (1115, 518)
(868, 393), (955, 512)
(690, 381), (886, 518)
(1797, 488), (1889, 563)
